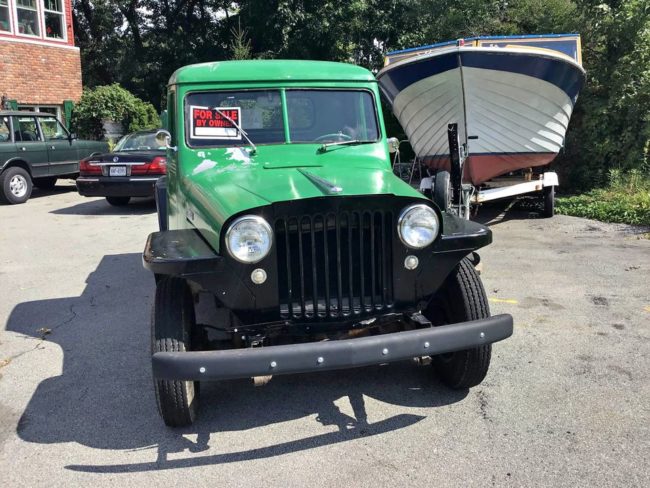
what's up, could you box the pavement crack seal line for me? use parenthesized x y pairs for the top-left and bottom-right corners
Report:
(489, 298), (518, 304)
(0, 304), (78, 372)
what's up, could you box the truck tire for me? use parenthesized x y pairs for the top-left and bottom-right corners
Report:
(106, 196), (131, 206)
(152, 277), (199, 427)
(543, 185), (555, 218)
(433, 170), (450, 212)
(425, 258), (492, 389)
(0, 166), (33, 205)
(33, 177), (57, 190)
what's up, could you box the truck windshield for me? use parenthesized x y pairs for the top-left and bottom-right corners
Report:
(186, 90), (284, 147)
(184, 89), (379, 147)
(286, 90), (379, 143)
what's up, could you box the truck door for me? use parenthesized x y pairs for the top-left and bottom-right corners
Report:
(12, 116), (48, 178)
(39, 116), (79, 176)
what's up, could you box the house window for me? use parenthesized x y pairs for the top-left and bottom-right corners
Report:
(16, 0), (40, 37)
(0, 0), (11, 33)
(18, 105), (62, 120)
(43, 0), (63, 39)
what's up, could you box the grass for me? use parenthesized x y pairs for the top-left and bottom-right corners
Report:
(556, 169), (650, 226)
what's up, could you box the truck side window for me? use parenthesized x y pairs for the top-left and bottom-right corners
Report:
(39, 116), (69, 141)
(12, 116), (42, 142)
(0, 117), (10, 142)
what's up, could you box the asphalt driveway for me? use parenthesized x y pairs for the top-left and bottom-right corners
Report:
(1, 182), (648, 487)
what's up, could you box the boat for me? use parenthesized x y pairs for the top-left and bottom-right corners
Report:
(377, 34), (586, 186)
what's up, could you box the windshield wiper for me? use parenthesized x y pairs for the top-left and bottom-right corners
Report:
(318, 140), (375, 153)
(211, 107), (257, 155)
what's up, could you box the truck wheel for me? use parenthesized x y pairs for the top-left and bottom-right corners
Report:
(425, 258), (492, 389)
(152, 277), (199, 427)
(106, 196), (131, 206)
(0, 167), (32, 204)
(433, 170), (450, 212)
(542, 185), (555, 218)
(33, 177), (57, 190)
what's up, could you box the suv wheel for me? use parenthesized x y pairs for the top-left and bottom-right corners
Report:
(0, 167), (33, 204)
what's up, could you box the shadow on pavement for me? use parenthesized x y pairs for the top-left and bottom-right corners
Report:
(28, 182), (78, 199)
(474, 197), (545, 227)
(6, 253), (467, 473)
(50, 197), (156, 216)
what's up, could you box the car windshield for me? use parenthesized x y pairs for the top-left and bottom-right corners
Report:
(184, 89), (379, 147)
(114, 132), (166, 152)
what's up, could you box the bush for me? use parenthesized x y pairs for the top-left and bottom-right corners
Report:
(556, 170), (650, 226)
(71, 84), (160, 140)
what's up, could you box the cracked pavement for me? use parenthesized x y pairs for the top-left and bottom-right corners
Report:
(1, 182), (649, 487)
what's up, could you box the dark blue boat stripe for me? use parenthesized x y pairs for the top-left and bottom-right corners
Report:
(378, 50), (585, 104)
(461, 51), (585, 102)
(378, 51), (459, 103)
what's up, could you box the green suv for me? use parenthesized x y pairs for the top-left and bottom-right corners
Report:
(0, 111), (108, 204)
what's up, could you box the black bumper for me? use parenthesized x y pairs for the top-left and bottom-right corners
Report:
(152, 313), (513, 381)
(77, 176), (160, 197)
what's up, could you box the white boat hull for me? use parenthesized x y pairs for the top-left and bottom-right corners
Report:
(378, 45), (586, 185)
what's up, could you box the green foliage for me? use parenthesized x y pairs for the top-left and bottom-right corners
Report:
(556, 170), (650, 225)
(70, 84), (160, 140)
(71, 0), (649, 191)
(230, 20), (252, 60)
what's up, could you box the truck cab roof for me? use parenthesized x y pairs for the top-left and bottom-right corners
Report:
(169, 60), (376, 85)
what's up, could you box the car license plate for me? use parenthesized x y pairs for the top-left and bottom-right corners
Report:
(109, 166), (127, 177)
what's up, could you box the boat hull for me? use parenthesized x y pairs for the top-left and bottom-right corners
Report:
(378, 46), (586, 185)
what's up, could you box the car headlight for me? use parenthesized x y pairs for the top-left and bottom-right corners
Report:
(225, 215), (273, 263)
(398, 204), (439, 249)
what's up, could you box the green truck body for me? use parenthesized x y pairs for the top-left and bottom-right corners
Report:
(143, 60), (513, 427)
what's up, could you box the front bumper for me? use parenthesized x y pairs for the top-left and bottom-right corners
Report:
(152, 313), (513, 381)
(77, 176), (160, 197)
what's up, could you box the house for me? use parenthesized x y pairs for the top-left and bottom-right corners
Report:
(0, 0), (81, 125)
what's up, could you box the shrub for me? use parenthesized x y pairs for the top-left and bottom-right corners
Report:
(71, 84), (160, 140)
(556, 170), (650, 226)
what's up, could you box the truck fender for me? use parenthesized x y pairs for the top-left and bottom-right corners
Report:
(155, 176), (168, 231)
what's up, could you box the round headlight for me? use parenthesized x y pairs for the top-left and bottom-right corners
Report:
(225, 215), (273, 264)
(398, 204), (439, 249)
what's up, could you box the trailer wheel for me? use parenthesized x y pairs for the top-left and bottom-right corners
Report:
(152, 277), (199, 427)
(433, 170), (451, 212)
(542, 185), (555, 218)
(425, 258), (492, 389)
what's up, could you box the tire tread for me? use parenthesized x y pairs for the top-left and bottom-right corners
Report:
(430, 258), (492, 389)
(152, 277), (198, 427)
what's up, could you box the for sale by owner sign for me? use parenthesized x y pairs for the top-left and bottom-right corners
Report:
(190, 106), (241, 140)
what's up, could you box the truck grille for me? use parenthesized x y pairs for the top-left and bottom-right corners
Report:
(276, 210), (394, 320)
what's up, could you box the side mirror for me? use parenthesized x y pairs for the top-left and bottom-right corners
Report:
(387, 137), (400, 154)
(68, 132), (77, 141)
(156, 129), (175, 151)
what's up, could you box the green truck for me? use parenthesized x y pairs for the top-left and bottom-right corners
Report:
(143, 60), (513, 427)
(0, 111), (108, 204)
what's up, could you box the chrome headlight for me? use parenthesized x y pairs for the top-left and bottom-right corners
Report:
(225, 215), (273, 263)
(398, 204), (439, 249)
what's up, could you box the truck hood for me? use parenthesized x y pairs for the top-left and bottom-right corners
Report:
(180, 144), (424, 250)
